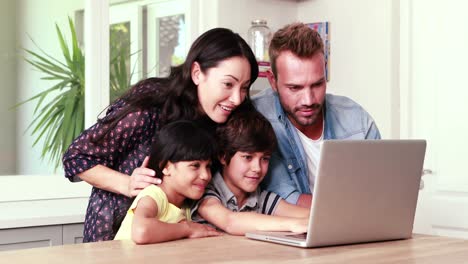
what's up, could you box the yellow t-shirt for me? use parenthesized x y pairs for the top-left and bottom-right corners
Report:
(114, 185), (191, 240)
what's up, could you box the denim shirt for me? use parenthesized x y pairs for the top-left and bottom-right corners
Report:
(252, 88), (381, 204)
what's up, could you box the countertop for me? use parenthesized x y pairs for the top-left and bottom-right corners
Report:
(0, 175), (90, 229)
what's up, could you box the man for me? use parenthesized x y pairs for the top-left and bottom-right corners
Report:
(252, 22), (381, 208)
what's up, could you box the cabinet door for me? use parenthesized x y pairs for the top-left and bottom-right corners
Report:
(406, 0), (468, 238)
(0, 225), (62, 251)
(62, 223), (84, 245)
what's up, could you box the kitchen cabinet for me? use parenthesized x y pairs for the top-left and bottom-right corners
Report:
(0, 223), (83, 251)
(0, 177), (89, 252)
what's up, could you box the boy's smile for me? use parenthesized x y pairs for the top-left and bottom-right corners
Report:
(221, 151), (271, 202)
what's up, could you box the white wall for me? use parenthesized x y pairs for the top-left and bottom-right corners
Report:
(214, 0), (299, 95)
(216, 0), (298, 39)
(0, 0), (17, 174)
(297, 0), (398, 139)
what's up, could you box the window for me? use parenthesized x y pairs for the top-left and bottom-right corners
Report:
(86, 0), (193, 126)
(0, 0), (194, 176)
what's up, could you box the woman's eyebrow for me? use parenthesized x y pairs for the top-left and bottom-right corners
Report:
(224, 74), (239, 81)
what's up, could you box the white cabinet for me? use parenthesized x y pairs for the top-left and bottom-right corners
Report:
(62, 224), (85, 245)
(0, 177), (89, 252)
(0, 223), (84, 251)
(0, 225), (62, 251)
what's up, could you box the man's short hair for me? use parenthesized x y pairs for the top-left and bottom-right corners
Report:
(269, 22), (324, 77)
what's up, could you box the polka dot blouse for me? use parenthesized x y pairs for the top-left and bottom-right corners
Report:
(63, 98), (160, 242)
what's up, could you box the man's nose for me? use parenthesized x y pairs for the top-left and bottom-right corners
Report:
(300, 89), (315, 106)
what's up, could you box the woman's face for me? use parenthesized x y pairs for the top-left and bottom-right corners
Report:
(193, 56), (252, 123)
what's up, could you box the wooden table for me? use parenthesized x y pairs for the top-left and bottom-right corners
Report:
(1, 234), (467, 264)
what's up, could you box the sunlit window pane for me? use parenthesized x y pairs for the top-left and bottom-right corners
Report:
(157, 14), (185, 76)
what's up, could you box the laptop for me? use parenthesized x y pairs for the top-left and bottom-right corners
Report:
(246, 139), (426, 248)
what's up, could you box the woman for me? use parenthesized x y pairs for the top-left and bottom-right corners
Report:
(63, 28), (258, 242)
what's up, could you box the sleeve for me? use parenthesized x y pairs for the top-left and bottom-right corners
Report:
(258, 190), (282, 215)
(190, 182), (222, 217)
(365, 118), (382, 139)
(363, 109), (381, 139)
(62, 106), (155, 182)
(130, 185), (167, 218)
(261, 151), (302, 205)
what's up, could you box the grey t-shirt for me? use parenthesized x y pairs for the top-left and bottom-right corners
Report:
(191, 172), (282, 225)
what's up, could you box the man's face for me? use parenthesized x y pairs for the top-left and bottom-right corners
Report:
(268, 51), (327, 131)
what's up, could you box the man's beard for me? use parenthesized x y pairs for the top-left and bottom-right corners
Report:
(290, 104), (322, 127)
(278, 93), (323, 127)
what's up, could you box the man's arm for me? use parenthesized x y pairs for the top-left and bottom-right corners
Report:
(364, 109), (381, 139)
(261, 152), (305, 204)
(274, 199), (310, 217)
(296, 194), (312, 208)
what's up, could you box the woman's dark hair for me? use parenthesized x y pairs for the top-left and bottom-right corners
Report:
(95, 28), (258, 142)
(216, 109), (277, 165)
(148, 120), (216, 179)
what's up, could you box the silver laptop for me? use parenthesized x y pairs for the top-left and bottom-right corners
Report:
(246, 139), (426, 248)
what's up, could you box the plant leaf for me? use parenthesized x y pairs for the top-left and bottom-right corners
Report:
(56, 23), (73, 69)
(16, 17), (137, 168)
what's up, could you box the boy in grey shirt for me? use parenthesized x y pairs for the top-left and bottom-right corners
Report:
(192, 109), (309, 235)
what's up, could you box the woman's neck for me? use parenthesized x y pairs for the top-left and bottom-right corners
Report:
(194, 115), (217, 132)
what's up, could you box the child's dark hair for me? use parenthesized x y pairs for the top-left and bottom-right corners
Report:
(216, 109), (277, 165)
(148, 120), (216, 178)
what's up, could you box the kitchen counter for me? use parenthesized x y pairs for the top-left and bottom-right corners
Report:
(0, 175), (90, 229)
(0, 198), (88, 229)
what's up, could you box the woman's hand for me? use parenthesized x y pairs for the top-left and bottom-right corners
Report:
(128, 156), (161, 197)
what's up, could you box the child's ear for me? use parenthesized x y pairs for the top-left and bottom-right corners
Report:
(219, 155), (227, 166)
(162, 161), (173, 176)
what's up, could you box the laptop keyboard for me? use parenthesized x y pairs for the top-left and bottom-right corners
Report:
(286, 233), (307, 239)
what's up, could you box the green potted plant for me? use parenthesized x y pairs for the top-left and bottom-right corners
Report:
(16, 17), (135, 169)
